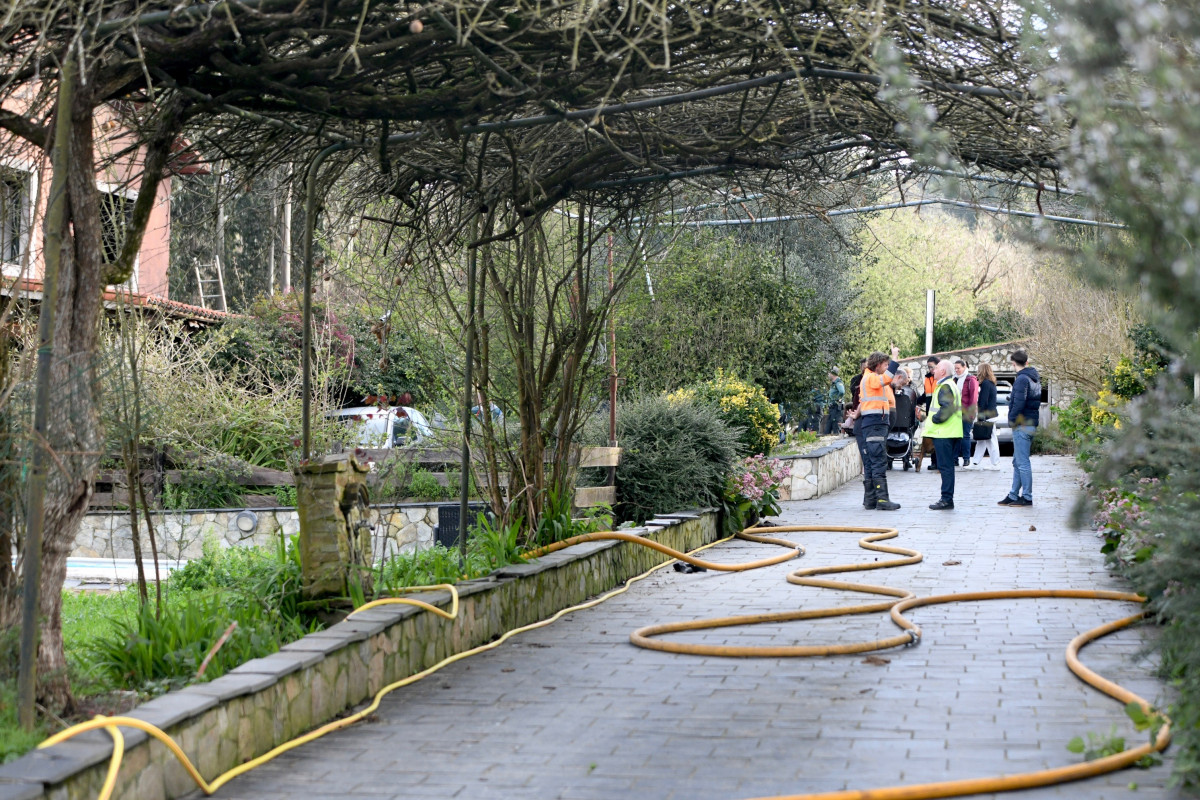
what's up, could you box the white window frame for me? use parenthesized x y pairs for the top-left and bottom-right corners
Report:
(0, 161), (36, 278)
(97, 181), (139, 293)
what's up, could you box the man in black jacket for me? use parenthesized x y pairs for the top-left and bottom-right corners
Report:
(999, 350), (1041, 508)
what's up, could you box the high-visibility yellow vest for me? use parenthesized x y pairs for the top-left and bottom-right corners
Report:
(924, 377), (962, 439)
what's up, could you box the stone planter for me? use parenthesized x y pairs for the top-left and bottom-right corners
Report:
(774, 437), (862, 501)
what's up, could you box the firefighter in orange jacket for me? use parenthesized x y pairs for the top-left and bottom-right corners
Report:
(851, 346), (901, 510)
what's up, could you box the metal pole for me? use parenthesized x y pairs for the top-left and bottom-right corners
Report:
(301, 143), (348, 461)
(925, 290), (936, 356)
(18, 55), (75, 731)
(459, 212), (480, 560)
(280, 168), (292, 293)
(607, 232), (617, 485)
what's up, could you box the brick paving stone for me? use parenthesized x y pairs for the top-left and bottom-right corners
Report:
(211, 455), (1183, 800)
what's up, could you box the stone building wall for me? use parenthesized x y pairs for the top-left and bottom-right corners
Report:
(897, 339), (1030, 384)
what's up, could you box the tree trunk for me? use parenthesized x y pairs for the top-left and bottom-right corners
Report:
(0, 76), (181, 713)
(29, 85), (107, 711)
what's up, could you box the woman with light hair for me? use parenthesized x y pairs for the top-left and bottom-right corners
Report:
(971, 363), (1001, 469)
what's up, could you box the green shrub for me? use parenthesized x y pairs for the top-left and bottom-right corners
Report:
(273, 484), (297, 506)
(1079, 390), (1200, 785)
(162, 463), (248, 510)
(614, 393), (740, 524)
(169, 540), (261, 592)
(675, 371), (779, 456)
(376, 545), (467, 590)
(1056, 396), (1094, 440)
(373, 457), (415, 502)
(1030, 420), (1078, 455)
(171, 536), (308, 623)
(408, 469), (446, 501)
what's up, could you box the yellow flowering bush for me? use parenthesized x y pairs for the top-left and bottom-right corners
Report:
(1107, 355), (1161, 401)
(688, 371), (780, 455)
(1091, 389), (1123, 430)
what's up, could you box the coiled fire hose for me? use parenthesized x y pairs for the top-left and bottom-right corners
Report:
(38, 524), (1168, 800)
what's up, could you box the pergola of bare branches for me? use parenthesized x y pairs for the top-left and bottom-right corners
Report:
(0, 0), (1063, 711)
(4, 1), (1057, 202)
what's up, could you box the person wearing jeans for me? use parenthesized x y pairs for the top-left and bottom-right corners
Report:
(999, 349), (1041, 508)
(1009, 424), (1036, 502)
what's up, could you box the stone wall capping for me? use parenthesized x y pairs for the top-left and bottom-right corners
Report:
(349, 603), (427, 626)
(504, 540), (618, 577)
(331, 616), (393, 638)
(448, 577), (501, 598)
(23, 511), (719, 800)
(278, 636), (350, 657)
(228, 652), (309, 678)
(493, 562), (552, 578)
(798, 439), (856, 460)
(653, 510), (703, 520)
(0, 780), (43, 800)
(0, 740), (112, 785)
(124, 689), (220, 732)
(184, 672), (277, 701)
(302, 625), (371, 646)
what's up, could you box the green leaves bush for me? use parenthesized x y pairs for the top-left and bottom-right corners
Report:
(1077, 387), (1200, 785)
(613, 393), (740, 524)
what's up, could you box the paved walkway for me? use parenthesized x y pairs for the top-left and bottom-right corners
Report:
(210, 456), (1181, 800)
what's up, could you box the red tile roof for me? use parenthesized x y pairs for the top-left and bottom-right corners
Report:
(2, 276), (235, 324)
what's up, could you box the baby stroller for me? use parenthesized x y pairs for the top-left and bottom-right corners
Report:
(886, 388), (919, 471)
(886, 430), (914, 470)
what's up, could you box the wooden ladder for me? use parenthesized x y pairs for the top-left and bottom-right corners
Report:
(194, 255), (227, 311)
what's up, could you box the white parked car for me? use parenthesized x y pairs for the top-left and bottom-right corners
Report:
(329, 406), (433, 449)
(994, 383), (1013, 443)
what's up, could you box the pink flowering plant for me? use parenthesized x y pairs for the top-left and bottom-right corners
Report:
(721, 455), (791, 533)
(1093, 478), (1161, 569)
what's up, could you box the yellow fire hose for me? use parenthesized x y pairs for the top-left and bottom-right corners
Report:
(38, 524), (1168, 800)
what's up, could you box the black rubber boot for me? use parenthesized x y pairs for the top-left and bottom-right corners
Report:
(863, 480), (876, 510)
(874, 478), (901, 511)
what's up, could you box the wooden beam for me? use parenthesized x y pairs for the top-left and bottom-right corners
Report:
(579, 447), (621, 469)
(573, 485), (616, 508)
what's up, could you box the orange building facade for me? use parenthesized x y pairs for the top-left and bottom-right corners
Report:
(0, 100), (173, 300)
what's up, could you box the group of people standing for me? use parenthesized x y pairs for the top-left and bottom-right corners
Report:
(839, 348), (1042, 512)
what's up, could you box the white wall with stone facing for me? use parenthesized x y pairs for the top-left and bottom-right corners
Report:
(73, 504), (441, 562)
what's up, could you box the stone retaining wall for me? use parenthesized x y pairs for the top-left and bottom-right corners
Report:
(1, 511), (719, 800)
(72, 504), (441, 563)
(775, 437), (862, 501)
